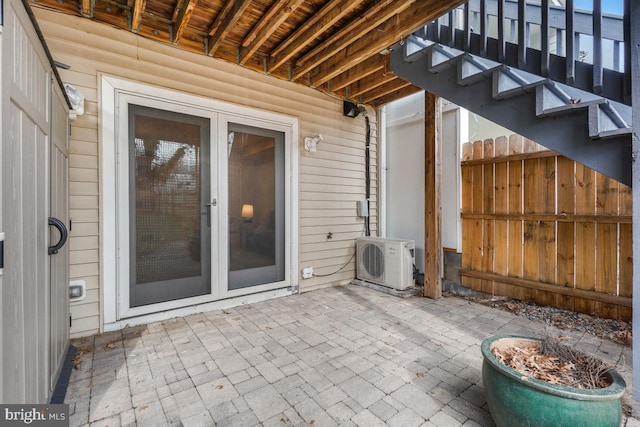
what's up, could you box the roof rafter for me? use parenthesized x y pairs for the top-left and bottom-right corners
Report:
(81, 0), (93, 17)
(172, 0), (198, 44)
(349, 70), (396, 98)
(371, 85), (423, 107)
(207, 0), (253, 55)
(269, 0), (360, 72)
(361, 79), (412, 104)
(331, 54), (388, 91)
(239, 0), (306, 65)
(310, 0), (467, 87)
(130, 0), (147, 33)
(291, 0), (402, 81)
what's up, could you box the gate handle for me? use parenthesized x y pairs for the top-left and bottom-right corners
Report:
(48, 217), (68, 255)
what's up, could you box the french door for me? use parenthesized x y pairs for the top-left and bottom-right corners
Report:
(111, 83), (295, 319)
(128, 105), (212, 307)
(227, 123), (285, 290)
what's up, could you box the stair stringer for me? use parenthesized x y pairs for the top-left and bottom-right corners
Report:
(391, 47), (632, 187)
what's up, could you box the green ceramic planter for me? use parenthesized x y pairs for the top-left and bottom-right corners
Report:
(481, 335), (626, 427)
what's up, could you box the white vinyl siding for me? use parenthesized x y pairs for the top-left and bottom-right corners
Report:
(34, 8), (377, 337)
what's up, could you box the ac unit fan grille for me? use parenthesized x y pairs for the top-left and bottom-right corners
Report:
(362, 243), (384, 278)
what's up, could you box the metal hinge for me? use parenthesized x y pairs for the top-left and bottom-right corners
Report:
(69, 316), (72, 328)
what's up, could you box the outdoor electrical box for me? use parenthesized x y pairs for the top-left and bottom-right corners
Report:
(357, 200), (369, 217)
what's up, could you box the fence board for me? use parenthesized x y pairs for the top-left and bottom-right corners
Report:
(619, 184), (632, 216)
(461, 164), (472, 213)
(557, 157), (575, 214)
(468, 218), (484, 291)
(595, 222), (618, 318)
(596, 173), (619, 215)
(619, 223), (633, 320)
(494, 155), (509, 296)
(461, 134), (631, 320)
(472, 164), (484, 213)
(524, 159), (541, 214)
(575, 163), (596, 215)
(556, 222), (575, 311)
(543, 157), (556, 214)
(483, 219), (495, 294)
(536, 221), (556, 306)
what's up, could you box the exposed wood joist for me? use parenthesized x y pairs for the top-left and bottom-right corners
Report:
(130, 0), (146, 33)
(80, 0), (93, 17)
(207, 0), (253, 55)
(291, 0), (403, 81)
(269, 0), (361, 72)
(331, 55), (388, 92)
(172, 0), (198, 44)
(310, 0), (467, 86)
(371, 85), (423, 107)
(348, 70), (395, 98)
(30, 0), (460, 107)
(239, 0), (306, 65)
(361, 79), (411, 104)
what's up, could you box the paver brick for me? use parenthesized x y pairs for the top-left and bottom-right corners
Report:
(368, 398), (399, 421)
(430, 409), (464, 427)
(352, 409), (386, 427)
(294, 397), (338, 427)
(339, 376), (385, 409)
(326, 401), (356, 424)
(64, 286), (634, 427)
(387, 407), (425, 427)
(243, 384), (289, 421)
(313, 385), (348, 409)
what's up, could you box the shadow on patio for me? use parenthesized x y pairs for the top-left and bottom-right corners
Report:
(65, 286), (634, 427)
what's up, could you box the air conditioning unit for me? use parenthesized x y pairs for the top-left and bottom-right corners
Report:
(357, 237), (415, 290)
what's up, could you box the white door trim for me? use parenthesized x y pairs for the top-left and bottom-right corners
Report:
(100, 75), (299, 326)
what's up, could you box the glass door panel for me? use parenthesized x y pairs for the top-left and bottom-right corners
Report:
(228, 123), (285, 290)
(129, 105), (211, 307)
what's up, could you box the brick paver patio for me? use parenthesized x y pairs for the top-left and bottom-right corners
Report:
(65, 285), (635, 426)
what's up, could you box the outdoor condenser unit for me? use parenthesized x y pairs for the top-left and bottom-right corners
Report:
(356, 237), (415, 290)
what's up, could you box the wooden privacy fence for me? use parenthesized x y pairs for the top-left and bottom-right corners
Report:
(460, 135), (633, 321)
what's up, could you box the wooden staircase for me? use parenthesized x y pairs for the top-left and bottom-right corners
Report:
(391, 0), (632, 186)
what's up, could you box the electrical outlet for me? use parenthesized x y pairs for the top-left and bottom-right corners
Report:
(302, 267), (313, 279)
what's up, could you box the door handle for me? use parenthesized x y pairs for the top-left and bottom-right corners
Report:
(205, 199), (217, 227)
(48, 217), (68, 255)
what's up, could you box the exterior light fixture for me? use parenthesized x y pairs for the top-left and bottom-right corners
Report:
(304, 134), (323, 152)
(343, 100), (366, 118)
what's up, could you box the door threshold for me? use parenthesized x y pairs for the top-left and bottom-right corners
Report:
(104, 287), (294, 332)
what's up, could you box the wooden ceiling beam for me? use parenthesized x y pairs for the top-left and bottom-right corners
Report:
(239, 0), (305, 65)
(81, 0), (93, 17)
(207, 0), (253, 55)
(331, 54), (388, 91)
(291, 0), (402, 81)
(348, 69), (396, 98)
(130, 0), (147, 33)
(361, 79), (412, 104)
(310, 0), (466, 87)
(241, 0), (286, 48)
(370, 85), (423, 106)
(172, 0), (198, 44)
(269, 0), (361, 73)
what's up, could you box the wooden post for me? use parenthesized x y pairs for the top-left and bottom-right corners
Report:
(630, 0), (640, 414)
(424, 92), (442, 299)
